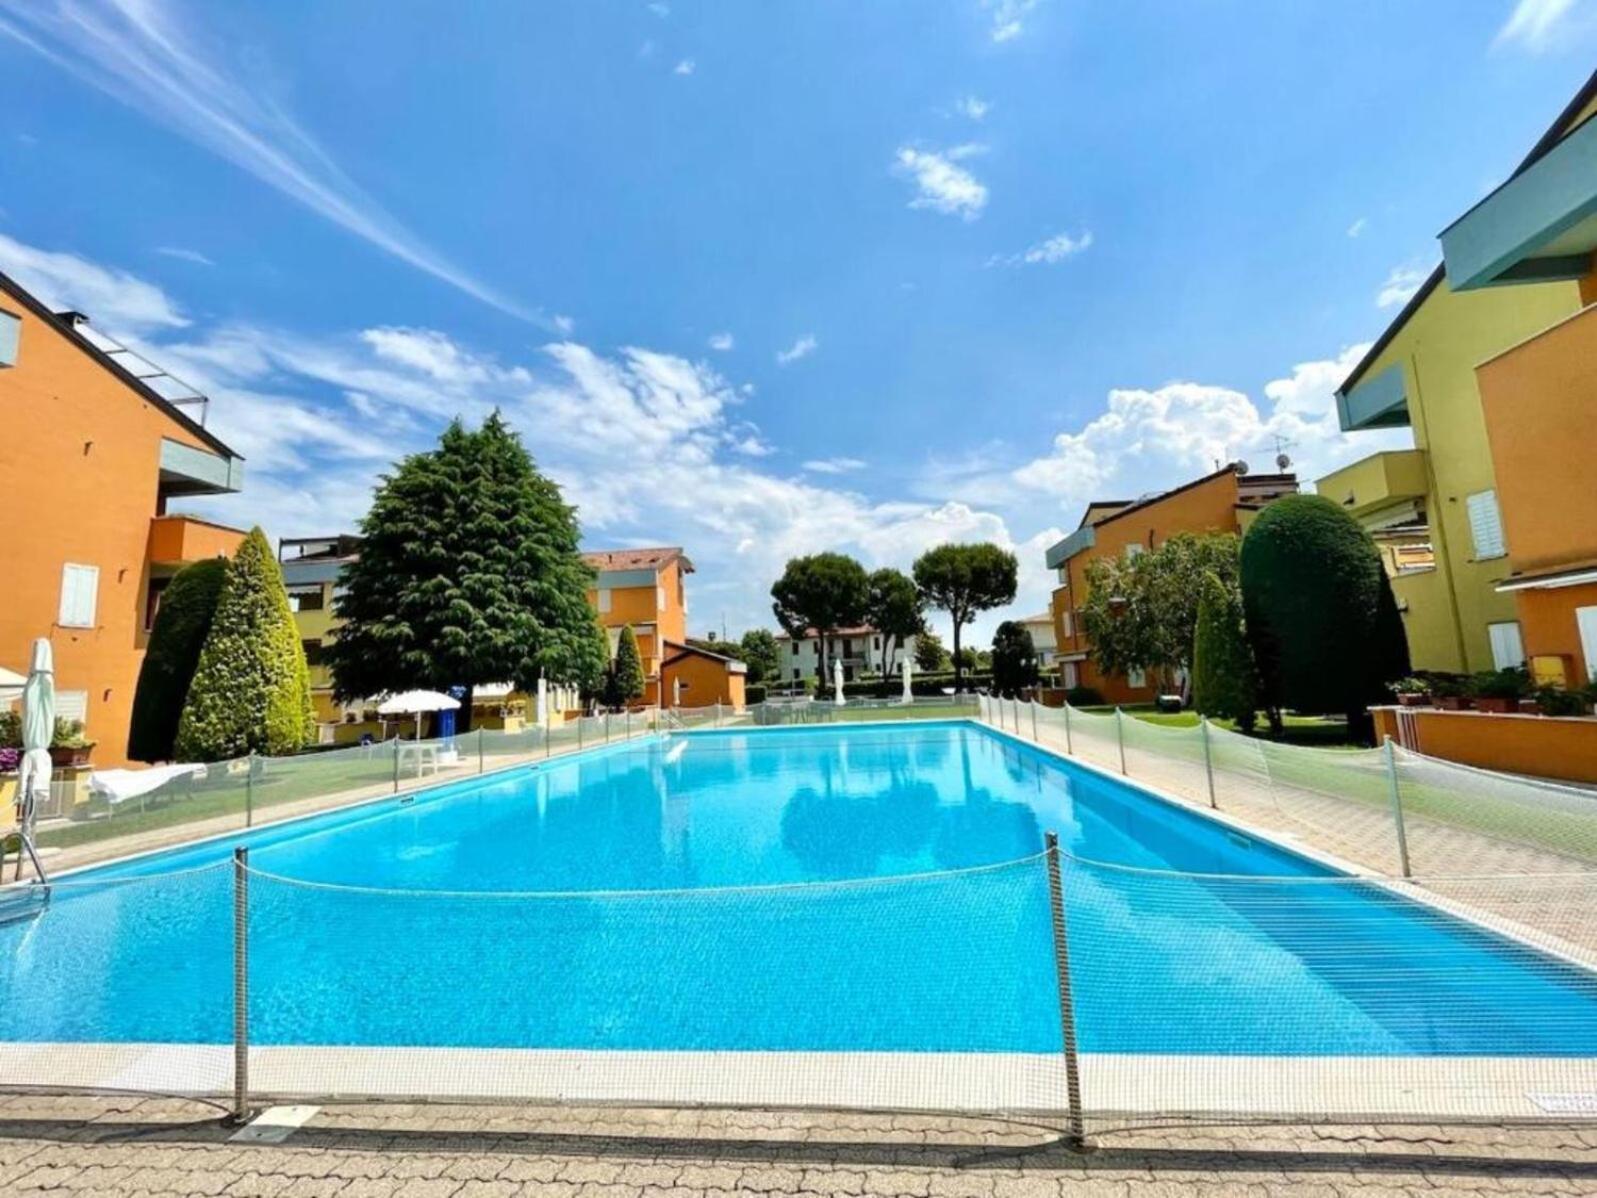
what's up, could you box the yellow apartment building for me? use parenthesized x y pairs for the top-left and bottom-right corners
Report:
(1320, 71), (1597, 676)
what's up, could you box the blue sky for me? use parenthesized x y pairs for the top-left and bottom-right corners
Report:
(3, 0), (1596, 644)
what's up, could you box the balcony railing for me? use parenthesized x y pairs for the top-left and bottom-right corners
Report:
(147, 514), (247, 566)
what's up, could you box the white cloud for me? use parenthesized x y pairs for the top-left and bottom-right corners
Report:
(551, 313), (576, 335)
(776, 334), (818, 365)
(954, 95), (991, 121)
(0, 0), (533, 320)
(0, 231), (188, 330)
(1496, 0), (1579, 50)
(155, 245), (214, 266)
(673, 58), (695, 76)
(802, 457), (867, 475)
(982, 0), (1041, 42)
(648, 2), (670, 15)
(894, 145), (988, 220)
(988, 229), (1093, 267)
(1346, 217), (1367, 239)
(1376, 263), (1430, 309)
(707, 331), (734, 351)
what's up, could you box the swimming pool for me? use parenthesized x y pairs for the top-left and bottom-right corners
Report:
(2, 721), (1594, 1061)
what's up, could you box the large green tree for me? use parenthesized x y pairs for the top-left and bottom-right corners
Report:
(770, 552), (870, 684)
(866, 567), (925, 679)
(913, 543), (1018, 692)
(609, 625), (647, 707)
(1081, 533), (1241, 693)
(738, 629), (781, 685)
(1240, 493), (1410, 738)
(326, 414), (609, 718)
(1191, 569), (1257, 732)
(175, 528), (315, 761)
(914, 628), (950, 672)
(989, 620), (1039, 696)
(128, 557), (228, 762)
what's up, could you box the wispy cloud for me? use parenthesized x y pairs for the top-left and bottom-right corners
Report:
(894, 144), (988, 220)
(1376, 263), (1430, 309)
(0, 231), (189, 330)
(983, 0), (1041, 42)
(954, 95), (991, 121)
(673, 58), (695, 76)
(776, 334), (818, 365)
(155, 245), (215, 266)
(1496, 0), (1579, 50)
(648, 2), (670, 15)
(708, 331), (734, 351)
(988, 229), (1092, 267)
(802, 457), (866, 475)
(1346, 217), (1367, 239)
(0, 0), (534, 320)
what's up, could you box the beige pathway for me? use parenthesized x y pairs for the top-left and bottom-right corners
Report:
(2, 1095), (1597, 1197)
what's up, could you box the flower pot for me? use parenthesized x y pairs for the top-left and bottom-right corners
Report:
(1474, 697), (1516, 714)
(1518, 699), (1543, 715)
(48, 744), (92, 769)
(1435, 696), (1470, 711)
(1397, 693), (1430, 707)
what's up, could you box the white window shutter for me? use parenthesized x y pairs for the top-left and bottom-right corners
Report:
(1466, 491), (1506, 560)
(55, 690), (88, 723)
(597, 588), (612, 613)
(58, 564), (99, 628)
(1487, 621), (1525, 670)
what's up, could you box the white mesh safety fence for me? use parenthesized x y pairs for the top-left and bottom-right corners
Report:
(982, 701), (1597, 884)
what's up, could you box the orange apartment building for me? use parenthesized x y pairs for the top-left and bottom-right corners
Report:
(582, 547), (744, 708)
(0, 269), (246, 768)
(1044, 464), (1298, 704)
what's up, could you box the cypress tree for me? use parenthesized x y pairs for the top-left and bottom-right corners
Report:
(128, 557), (228, 762)
(175, 528), (315, 761)
(1192, 569), (1257, 733)
(326, 413), (609, 712)
(612, 625), (646, 706)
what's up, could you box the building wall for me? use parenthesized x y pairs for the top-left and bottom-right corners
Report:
(661, 651), (746, 709)
(1514, 582), (1597, 688)
(1349, 276), (1580, 672)
(779, 631), (912, 683)
(1374, 706), (1597, 785)
(0, 302), (231, 766)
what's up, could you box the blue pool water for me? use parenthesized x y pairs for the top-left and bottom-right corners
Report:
(2, 721), (1595, 1056)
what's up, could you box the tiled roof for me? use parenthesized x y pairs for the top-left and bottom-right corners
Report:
(582, 546), (690, 572)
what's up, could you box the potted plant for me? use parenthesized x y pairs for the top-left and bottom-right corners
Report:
(1535, 685), (1588, 718)
(1431, 673), (1471, 711)
(1472, 668), (1529, 714)
(1392, 676), (1431, 707)
(0, 746), (18, 826)
(48, 718), (96, 768)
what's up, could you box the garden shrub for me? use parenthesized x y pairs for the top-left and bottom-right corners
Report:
(128, 557), (227, 762)
(1192, 569), (1257, 732)
(1065, 685), (1104, 706)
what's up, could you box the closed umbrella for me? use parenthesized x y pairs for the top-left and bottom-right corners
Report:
(376, 689), (460, 741)
(901, 654), (913, 705)
(14, 638), (53, 880)
(833, 657), (845, 707)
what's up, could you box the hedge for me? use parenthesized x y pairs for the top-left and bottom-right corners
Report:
(127, 557), (227, 762)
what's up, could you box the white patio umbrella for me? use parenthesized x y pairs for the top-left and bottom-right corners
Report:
(833, 657), (845, 707)
(376, 689), (459, 740)
(901, 654), (913, 705)
(15, 639), (53, 849)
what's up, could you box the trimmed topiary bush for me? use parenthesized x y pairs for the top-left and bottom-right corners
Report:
(175, 527), (315, 761)
(1240, 494), (1410, 736)
(128, 557), (228, 762)
(1191, 569), (1257, 733)
(1064, 685), (1104, 706)
(611, 625), (646, 706)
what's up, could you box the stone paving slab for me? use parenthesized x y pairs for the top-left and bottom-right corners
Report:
(2, 1095), (1597, 1197)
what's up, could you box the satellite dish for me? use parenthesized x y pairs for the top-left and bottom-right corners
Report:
(1234, 459), (1250, 476)
(1276, 452), (1292, 471)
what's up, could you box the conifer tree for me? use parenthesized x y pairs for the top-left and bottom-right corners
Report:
(612, 625), (646, 707)
(175, 528), (315, 761)
(129, 557), (227, 762)
(1192, 569), (1257, 732)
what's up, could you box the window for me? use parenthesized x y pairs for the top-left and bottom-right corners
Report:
(792, 667), (801, 680)
(1466, 490), (1507, 560)
(1128, 666), (1147, 688)
(1576, 607), (1597, 684)
(286, 584), (325, 612)
(0, 308), (19, 368)
(55, 690), (88, 724)
(144, 576), (173, 631)
(657, 585), (666, 610)
(597, 588), (612, 613)
(1125, 542), (1145, 561)
(1062, 610), (1073, 637)
(58, 564), (99, 628)
(302, 638), (326, 666)
(1063, 662), (1079, 689)
(1487, 621), (1525, 670)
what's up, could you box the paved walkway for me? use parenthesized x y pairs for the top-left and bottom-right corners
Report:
(2, 1096), (1596, 1198)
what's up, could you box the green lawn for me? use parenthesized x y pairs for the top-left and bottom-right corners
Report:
(1078, 704), (1362, 748)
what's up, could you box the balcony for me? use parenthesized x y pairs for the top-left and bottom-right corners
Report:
(1315, 450), (1427, 522)
(1044, 524), (1096, 569)
(147, 514), (247, 567)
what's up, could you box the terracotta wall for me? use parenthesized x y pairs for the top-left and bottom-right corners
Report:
(0, 303), (228, 766)
(662, 651), (745, 709)
(1515, 581), (1597, 687)
(1374, 706), (1597, 785)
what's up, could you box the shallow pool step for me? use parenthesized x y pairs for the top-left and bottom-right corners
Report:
(0, 884), (50, 926)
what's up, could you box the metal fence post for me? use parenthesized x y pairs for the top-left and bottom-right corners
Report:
(1200, 716), (1217, 810)
(1063, 702), (1074, 755)
(477, 727), (485, 773)
(578, 717), (584, 751)
(244, 754), (255, 828)
(392, 737), (400, 794)
(1115, 708), (1127, 775)
(1384, 736), (1413, 878)
(230, 847), (252, 1126)
(604, 712), (611, 743)
(715, 700), (722, 728)
(626, 707), (632, 740)
(1030, 700), (1039, 742)
(1043, 832), (1087, 1150)
(545, 717), (552, 760)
